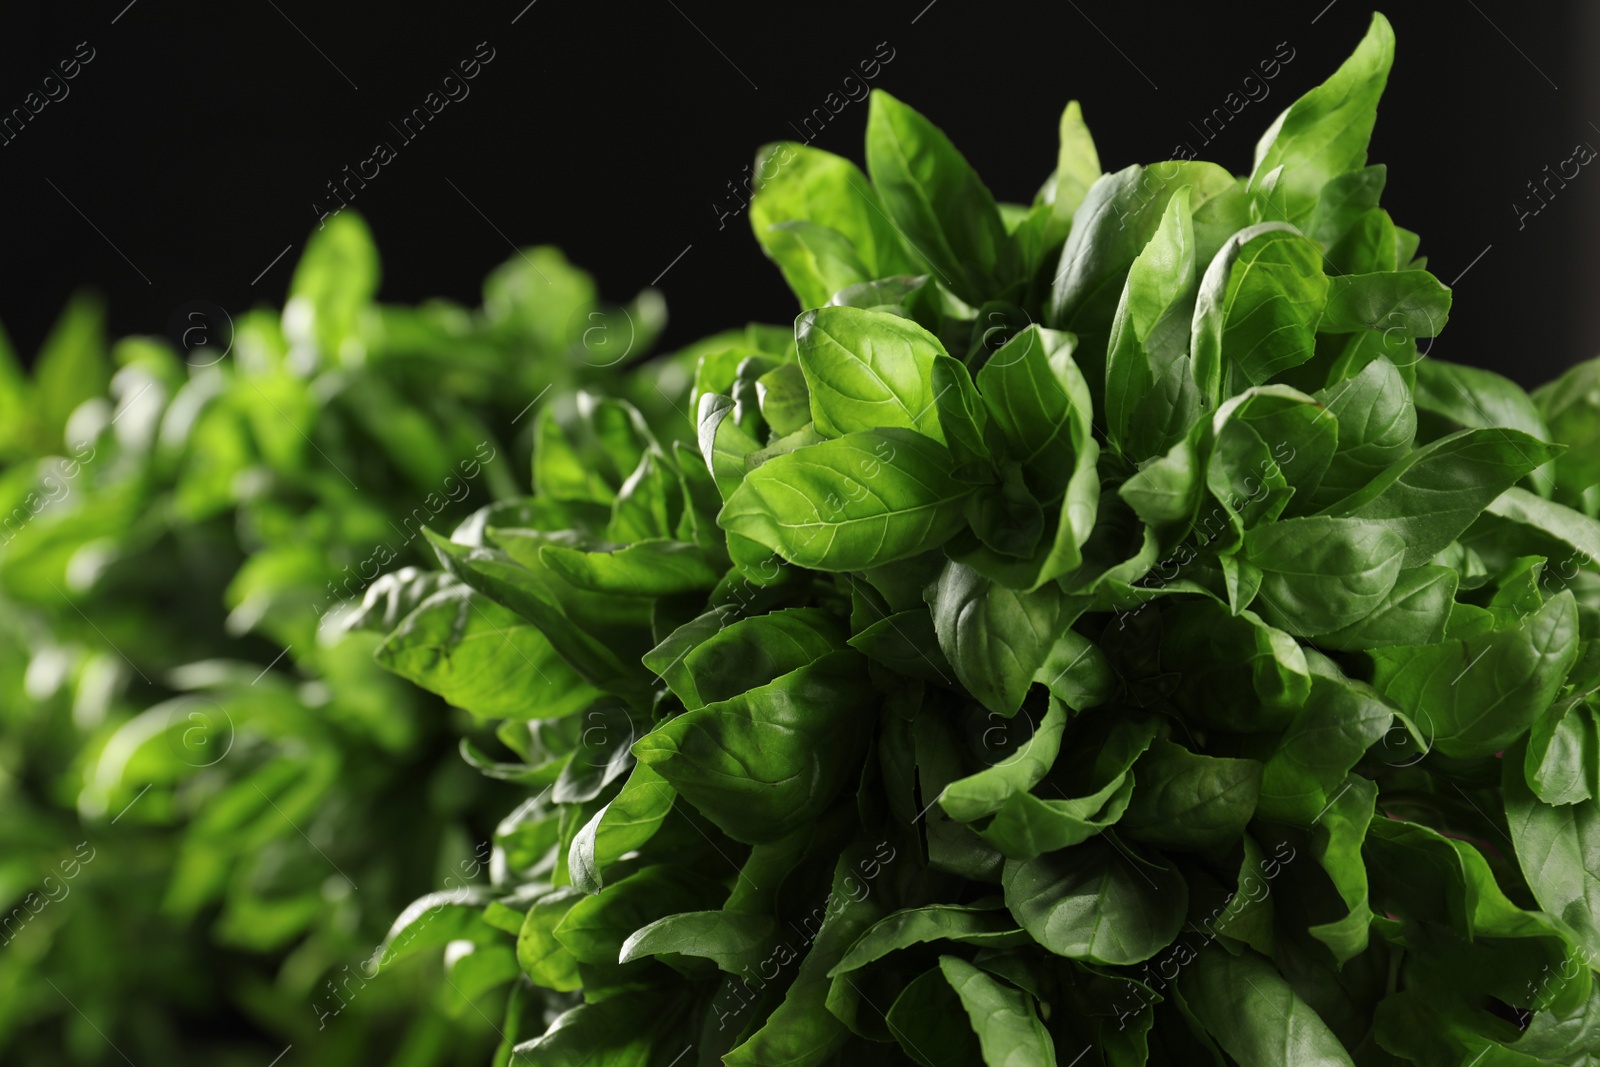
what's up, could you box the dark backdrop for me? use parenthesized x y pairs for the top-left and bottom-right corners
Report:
(1, 0), (1594, 388)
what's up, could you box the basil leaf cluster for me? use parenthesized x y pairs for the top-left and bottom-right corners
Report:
(362, 12), (1600, 1066)
(0, 217), (665, 1062)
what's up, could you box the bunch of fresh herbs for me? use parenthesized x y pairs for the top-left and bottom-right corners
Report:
(367, 12), (1600, 1066)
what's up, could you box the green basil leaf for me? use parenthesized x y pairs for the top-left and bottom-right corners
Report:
(33, 291), (109, 444)
(618, 908), (775, 974)
(724, 849), (884, 1067)
(287, 211), (379, 360)
(1308, 165), (1387, 249)
(1326, 428), (1562, 566)
(755, 360), (812, 438)
(938, 699), (1069, 822)
(937, 955), (1057, 1066)
(375, 585), (601, 720)
(1243, 516), (1405, 635)
(516, 887), (586, 992)
(755, 220), (872, 311)
(1418, 359), (1554, 457)
(1319, 270), (1451, 337)
(1050, 101), (1101, 219)
(1506, 741), (1600, 963)
(1372, 591), (1579, 758)
(539, 539), (720, 597)
(865, 90), (1014, 306)
(697, 393), (762, 500)
(509, 989), (680, 1066)
(1249, 11), (1395, 228)
(425, 531), (649, 697)
(1305, 774), (1377, 963)
(1119, 739), (1262, 852)
(796, 306), (947, 441)
(719, 428), (972, 571)
(750, 142), (916, 289)
(1257, 654), (1394, 825)
(632, 650), (875, 843)
(1049, 161), (1238, 374)
(1178, 948), (1357, 1066)
(846, 607), (955, 684)
(550, 699), (636, 803)
(1367, 813), (1591, 1018)
(1312, 564), (1457, 650)
(681, 606), (844, 710)
(377, 888), (497, 969)
(928, 560), (1071, 716)
(1002, 837), (1187, 965)
(554, 865), (718, 965)
(1163, 600), (1312, 731)
(1484, 486), (1600, 566)
(1526, 697), (1600, 806)
(964, 464), (1044, 560)
(974, 778), (1136, 859)
(1191, 226), (1329, 403)
(1533, 355), (1600, 494)
(1104, 185), (1199, 456)
(884, 967), (982, 1067)
(828, 274), (929, 311)
(977, 325), (1087, 503)
(569, 762), (677, 893)
(829, 903), (1026, 979)
(1309, 355), (1416, 510)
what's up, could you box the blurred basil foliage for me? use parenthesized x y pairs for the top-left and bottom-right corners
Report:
(0, 214), (671, 1065)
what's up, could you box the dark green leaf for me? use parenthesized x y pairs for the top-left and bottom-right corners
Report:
(1534, 355), (1600, 494)
(1372, 591), (1579, 758)
(554, 865), (717, 965)
(1526, 697), (1600, 806)
(633, 650), (875, 843)
(378, 888), (496, 969)
(1309, 355), (1416, 510)
(569, 762), (677, 893)
(938, 699), (1069, 822)
(846, 607), (955, 684)
(829, 903), (1026, 978)
(1119, 739), (1262, 852)
(680, 607), (844, 710)
(1506, 742), (1600, 963)
(928, 561), (1071, 715)
(1312, 564), (1457, 650)
(1178, 948), (1357, 1066)
(1243, 516), (1405, 635)
(885, 967), (982, 1067)
(1257, 654), (1393, 825)
(1326, 428), (1561, 566)
(937, 956), (1057, 1066)
(977, 326), (1087, 503)
(1002, 837), (1187, 965)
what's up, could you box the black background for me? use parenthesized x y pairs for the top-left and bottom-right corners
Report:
(1, 0), (1594, 388)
